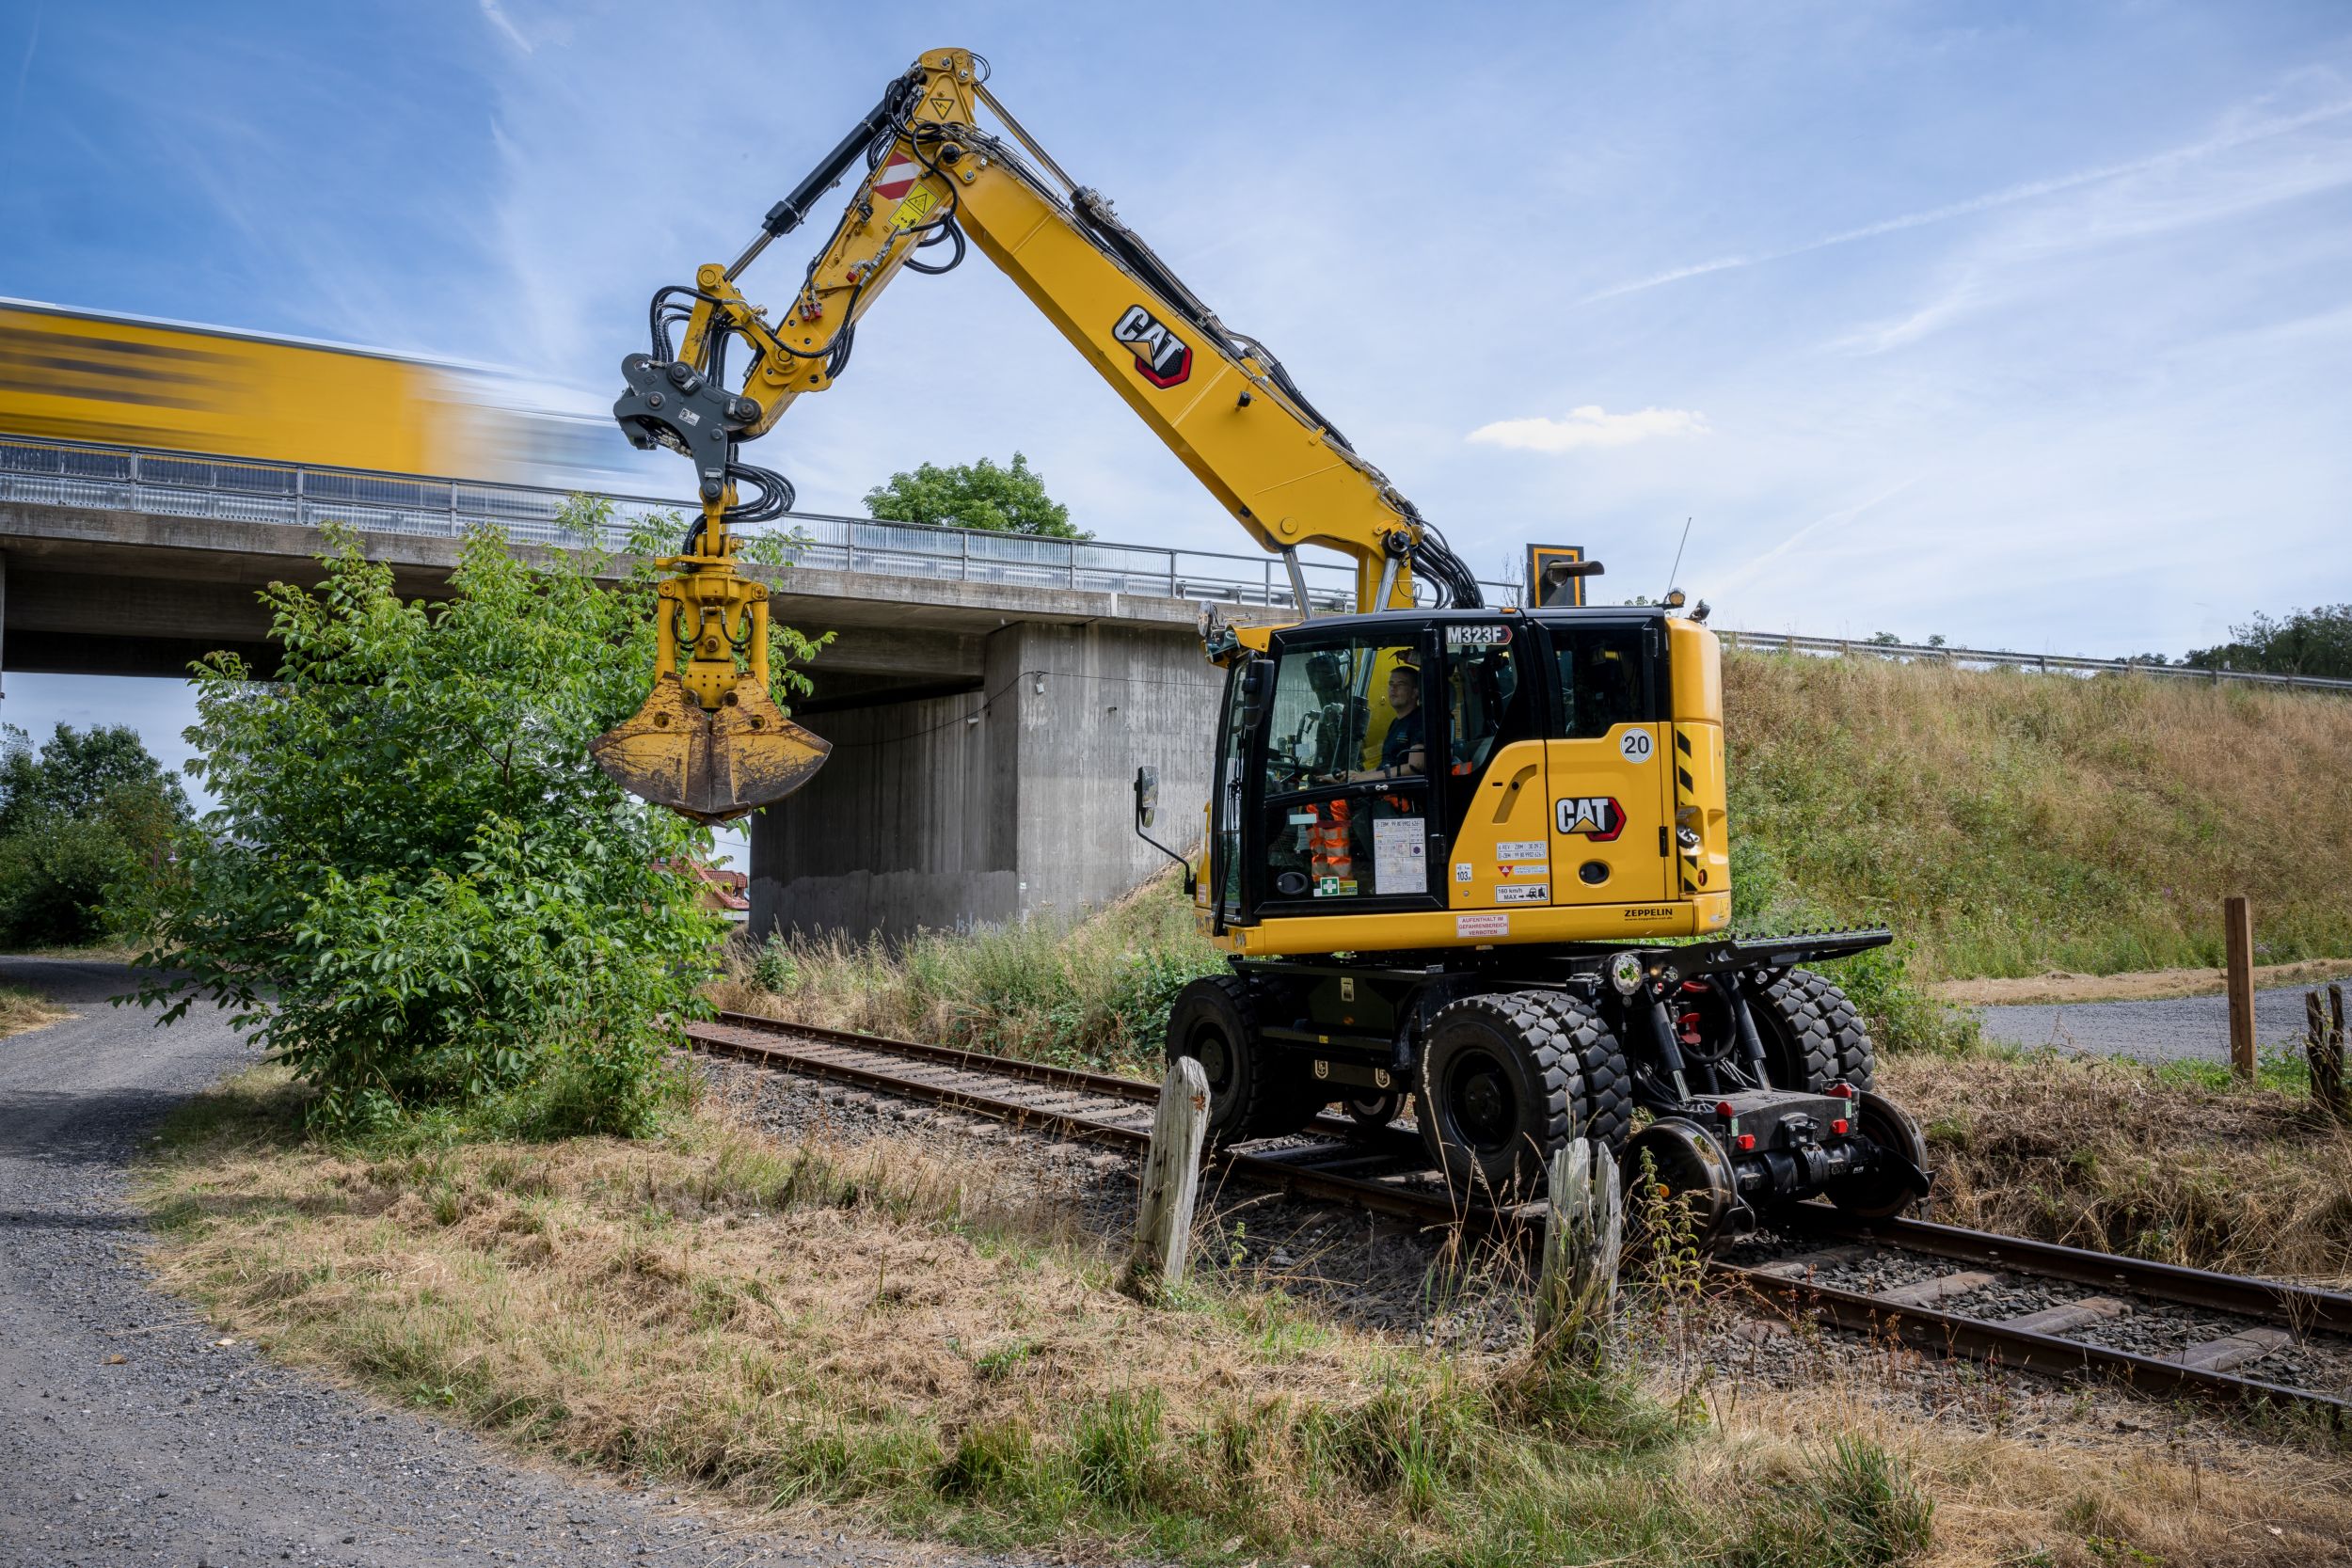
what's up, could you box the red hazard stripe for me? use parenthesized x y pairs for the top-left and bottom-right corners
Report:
(872, 158), (919, 201)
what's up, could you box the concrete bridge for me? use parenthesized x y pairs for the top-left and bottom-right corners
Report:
(0, 435), (1330, 937)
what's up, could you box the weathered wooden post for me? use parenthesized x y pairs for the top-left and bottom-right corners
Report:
(1125, 1055), (1210, 1301)
(2224, 895), (2256, 1080)
(1534, 1139), (1622, 1360)
(2307, 985), (2349, 1125)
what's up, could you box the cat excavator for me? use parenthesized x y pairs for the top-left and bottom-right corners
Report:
(596, 49), (1931, 1239)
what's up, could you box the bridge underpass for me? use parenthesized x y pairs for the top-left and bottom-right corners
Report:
(0, 436), (1321, 938)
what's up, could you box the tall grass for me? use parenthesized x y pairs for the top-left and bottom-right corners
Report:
(1726, 655), (2352, 977)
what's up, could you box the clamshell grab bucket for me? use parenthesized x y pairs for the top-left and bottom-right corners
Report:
(591, 672), (831, 825)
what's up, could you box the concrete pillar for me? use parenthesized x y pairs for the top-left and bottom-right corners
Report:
(750, 617), (1221, 942)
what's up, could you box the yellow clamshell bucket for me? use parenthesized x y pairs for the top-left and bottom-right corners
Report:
(591, 512), (831, 825)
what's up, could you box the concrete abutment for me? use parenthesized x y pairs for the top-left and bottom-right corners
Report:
(750, 617), (1222, 942)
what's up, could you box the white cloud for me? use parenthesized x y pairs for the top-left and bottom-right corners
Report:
(478, 0), (532, 55)
(1466, 404), (1709, 452)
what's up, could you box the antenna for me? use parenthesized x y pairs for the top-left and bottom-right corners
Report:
(1662, 516), (1692, 604)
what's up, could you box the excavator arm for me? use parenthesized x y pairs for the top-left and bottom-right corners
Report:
(595, 48), (1482, 820)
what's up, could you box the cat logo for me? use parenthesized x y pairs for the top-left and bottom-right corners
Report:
(1111, 304), (1193, 388)
(1554, 795), (1625, 842)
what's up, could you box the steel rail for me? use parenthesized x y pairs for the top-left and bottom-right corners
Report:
(1777, 1206), (2352, 1335)
(685, 1013), (2351, 1420)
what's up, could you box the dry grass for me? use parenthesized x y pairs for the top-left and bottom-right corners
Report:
(0, 983), (66, 1038)
(141, 1065), (2352, 1567)
(1884, 1050), (2352, 1283)
(1724, 654), (2352, 978)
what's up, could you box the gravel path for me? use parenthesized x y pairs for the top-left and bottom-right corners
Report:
(0, 957), (994, 1568)
(1976, 984), (2321, 1064)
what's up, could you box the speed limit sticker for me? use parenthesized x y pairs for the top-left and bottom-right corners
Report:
(1618, 729), (1654, 763)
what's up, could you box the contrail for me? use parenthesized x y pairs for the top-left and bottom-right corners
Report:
(1581, 96), (2352, 306)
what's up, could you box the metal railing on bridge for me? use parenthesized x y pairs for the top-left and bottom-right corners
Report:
(0, 434), (1383, 612)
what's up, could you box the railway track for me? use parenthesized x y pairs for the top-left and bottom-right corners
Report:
(688, 1010), (2352, 1421)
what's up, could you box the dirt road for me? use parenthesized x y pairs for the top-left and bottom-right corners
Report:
(1974, 983), (2321, 1065)
(0, 958), (972, 1568)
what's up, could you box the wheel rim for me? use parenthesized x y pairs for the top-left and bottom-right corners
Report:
(1188, 1026), (1236, 1097)
(1442, 1046), (1518, 1154)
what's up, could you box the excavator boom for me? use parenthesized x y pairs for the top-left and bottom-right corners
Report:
(594, 48), (1478, 821)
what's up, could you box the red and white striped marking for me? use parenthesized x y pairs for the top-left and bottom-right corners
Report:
(872, 156), (920, 202)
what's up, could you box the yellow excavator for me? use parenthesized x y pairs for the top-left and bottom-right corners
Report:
(596, 49), (1931, 1238)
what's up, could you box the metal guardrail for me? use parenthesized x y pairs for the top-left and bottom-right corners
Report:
(0, 434), (1393, 612)
(8, 436), (2336, 691)
(1720, 628), (2352, 693)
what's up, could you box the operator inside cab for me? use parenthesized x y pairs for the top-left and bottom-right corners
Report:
(1354, 663), (1425, 782)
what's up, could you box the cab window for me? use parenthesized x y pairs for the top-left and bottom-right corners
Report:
(1549, 624), (1655, 738)
(1256, 634), (1435, 908)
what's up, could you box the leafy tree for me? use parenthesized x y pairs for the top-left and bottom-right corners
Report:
(0, 722), (189, 947)
(0, 721), (187, 838)
(125, 507), (820, 1133)
(2185, 603), (2352, 679)
(864, 451), (1088, 539)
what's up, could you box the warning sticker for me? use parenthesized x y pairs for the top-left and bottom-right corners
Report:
(889, 186), (937, 230)
(872, 156), (921, 202)
(1495, 883), (1549, 904)
(1498, 862), (1546, 879)
(1373, 816), (1426, 895)
(1456, 912), (1510, 939)
(1496, 840), (1545, 862)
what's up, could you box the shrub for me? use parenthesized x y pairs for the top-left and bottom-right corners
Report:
(127, 513), (818, 1134)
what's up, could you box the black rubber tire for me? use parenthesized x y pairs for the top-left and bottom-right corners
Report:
(1165, 974), (1317, 1148)
(1743, 967), (1875, 1094)
(1418, 990), (1628, 1196)
(1344, 1090), (1403, 1131)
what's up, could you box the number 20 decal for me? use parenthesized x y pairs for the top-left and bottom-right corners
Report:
(1618, 730), (1654, 763)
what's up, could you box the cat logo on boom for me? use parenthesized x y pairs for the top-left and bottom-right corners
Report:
(1555, 796), (1625, 842)
(1111, 304), (1193, 388)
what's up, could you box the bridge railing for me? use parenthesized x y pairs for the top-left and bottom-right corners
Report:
(0, 434), (1384, 611)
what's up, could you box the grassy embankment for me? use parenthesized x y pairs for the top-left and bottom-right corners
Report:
(144, 1069), (2352, 1567)
(1723, 652), (2352, 978)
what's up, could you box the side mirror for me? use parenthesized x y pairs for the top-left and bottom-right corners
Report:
(1134, 766), (1160, 830)
(1238, 658), (1272, 732)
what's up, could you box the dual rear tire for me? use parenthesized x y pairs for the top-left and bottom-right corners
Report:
(1415, 990), (1632, 1196)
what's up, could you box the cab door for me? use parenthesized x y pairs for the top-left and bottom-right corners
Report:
(1537, 618), (1671, 905)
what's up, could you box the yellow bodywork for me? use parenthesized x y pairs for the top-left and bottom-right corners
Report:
(0, 300), (451, 472)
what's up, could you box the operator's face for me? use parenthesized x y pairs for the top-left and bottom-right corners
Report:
(1389, 671), (1419, 714)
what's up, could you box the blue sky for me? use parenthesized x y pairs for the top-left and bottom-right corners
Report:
(6, 1), (2351, 852)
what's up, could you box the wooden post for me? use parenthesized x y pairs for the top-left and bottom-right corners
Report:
(2309, 986), (2350, 1125)
(2224, 895), (2256, 1080)
(1124, 1056), (1210, 1301)
(1534, 1140), (1622, 1360)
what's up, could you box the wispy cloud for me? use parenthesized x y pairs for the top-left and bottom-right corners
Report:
(478, 0), (532, 55)
(1582, 96), (2352, 305)
(1467, 404), (1709, 452)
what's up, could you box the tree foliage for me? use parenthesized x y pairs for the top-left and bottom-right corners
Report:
(864, 451), (1087, 539)
(2185, 603), (2352, 679)
(0, 722), (188, 947)
(126, 508), (818, 1133)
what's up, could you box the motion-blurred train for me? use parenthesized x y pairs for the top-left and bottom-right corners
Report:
(0, 298), (675, 496)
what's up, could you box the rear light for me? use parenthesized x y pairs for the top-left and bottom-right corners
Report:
(1714, 1101), (1736, 1118)
(1830, 1082), (1855, 1100)
(1736, 1132), (1756, 1151)
(1831, 1118), (1850, 1136)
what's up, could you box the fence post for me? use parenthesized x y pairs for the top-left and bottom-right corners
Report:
(1125, 1055), (1210, 1301)
(2224, 896), (2256, 1079)
(2305, 989), (2348, 1123)
(1534, 1140), (1621, 1360)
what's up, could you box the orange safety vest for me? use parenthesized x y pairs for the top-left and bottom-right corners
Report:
(1310, 798), (1353, 883)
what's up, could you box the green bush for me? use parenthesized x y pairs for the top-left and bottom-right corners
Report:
(0, 815), (136, 948)
(128, 513), (818, 1134)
